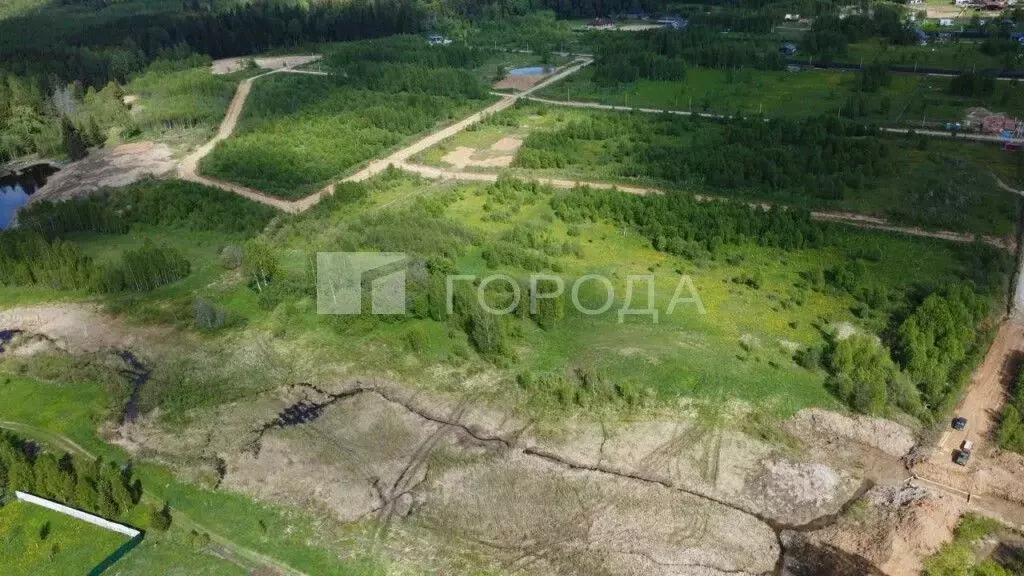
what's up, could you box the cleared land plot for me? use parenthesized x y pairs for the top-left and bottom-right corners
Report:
(418, 102), (1021, 237)
(0, 500), (128, 576)
(0, 375), (383, 576)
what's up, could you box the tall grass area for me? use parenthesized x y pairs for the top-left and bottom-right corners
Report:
(468, 102), (1020, 236)
(179, 172), (1008, 422)
(127, 56), (255, 151)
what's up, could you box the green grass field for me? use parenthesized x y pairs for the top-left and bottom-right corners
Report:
(0, 500), (128, 576)
(154, 172), (1002, 420)
(416, 102), (1021, 236)
(535, 66), (1024, 126)
(846, 39), (1018, 72)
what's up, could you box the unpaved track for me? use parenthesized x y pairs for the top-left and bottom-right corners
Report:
(916, 322), (1024, 489)
(178, 58), (593, 213)
(521, 95), (1024, 145)
(177, 67), (311, 213)
(398, 162), (1014, 250)
(341, 58), (594, 185)
(178, 54), (1018, 252)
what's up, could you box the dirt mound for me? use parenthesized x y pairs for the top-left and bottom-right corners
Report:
(780, 483), (963, 576)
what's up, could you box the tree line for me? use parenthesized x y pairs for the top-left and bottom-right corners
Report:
(550, 185), (829, 256)
(591, 29), (785, 84)
(1, 0), (423, 88)
(804, 5), (915, 60)
(805, 278), (999, 421)
(998, 367), (1024, 454)
(0, 431), (141, 521)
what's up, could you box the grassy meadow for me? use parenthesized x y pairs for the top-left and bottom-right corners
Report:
(418, 101), (1021, 237)
(535, 66), (1024, 126)
(0, 500), (128, 576)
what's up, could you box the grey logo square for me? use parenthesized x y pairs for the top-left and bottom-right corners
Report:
(317, 252), (407, 315)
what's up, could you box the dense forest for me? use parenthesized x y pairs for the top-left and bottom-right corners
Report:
(0, 0), (422, 87)
(804, 5), (915, 60)
(590, 28), (784, 84)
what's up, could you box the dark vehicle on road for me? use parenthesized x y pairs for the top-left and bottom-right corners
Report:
(953, 416), (968, 430)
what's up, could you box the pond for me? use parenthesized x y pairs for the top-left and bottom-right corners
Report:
(508, 66), (551, 76)
(0, 164), (56, 229)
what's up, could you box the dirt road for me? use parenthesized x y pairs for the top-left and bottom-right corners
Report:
(398, 162), (1014, 250)
(175, 53), (1021, 255)
(522, 95), (1024, 145)
(340, 58), (593, 185)
(177, 67), (312, 213)
(915, 322), (1024, 494)
(178, 58), (592, 213)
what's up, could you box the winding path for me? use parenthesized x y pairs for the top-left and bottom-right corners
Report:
(178, 58), (594, 213)
(177, 54), (1019, 251)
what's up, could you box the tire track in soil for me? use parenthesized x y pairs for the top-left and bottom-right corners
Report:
(245, 381), (878, 575)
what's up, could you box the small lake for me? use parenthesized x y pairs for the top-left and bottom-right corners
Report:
(0, 164), (56, 229)
(508, 66), (551, 76)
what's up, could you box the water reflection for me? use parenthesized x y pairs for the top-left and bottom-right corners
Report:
(0, 164), (57, 229)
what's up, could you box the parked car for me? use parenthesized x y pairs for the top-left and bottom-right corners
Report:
(961, 439), (974, 452)
(952, 416), (967, 430)
(955, 450), (971, 466)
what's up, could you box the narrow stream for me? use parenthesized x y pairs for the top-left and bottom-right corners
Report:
(118, 351), (152, 424)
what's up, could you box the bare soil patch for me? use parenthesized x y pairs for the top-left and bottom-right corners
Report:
(24, 141), (175, 206)
(493, 74), (548, 92)
(211, 55), (322, 75)
(440, 137), (522, 170)
(0, 304), (174, 355)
